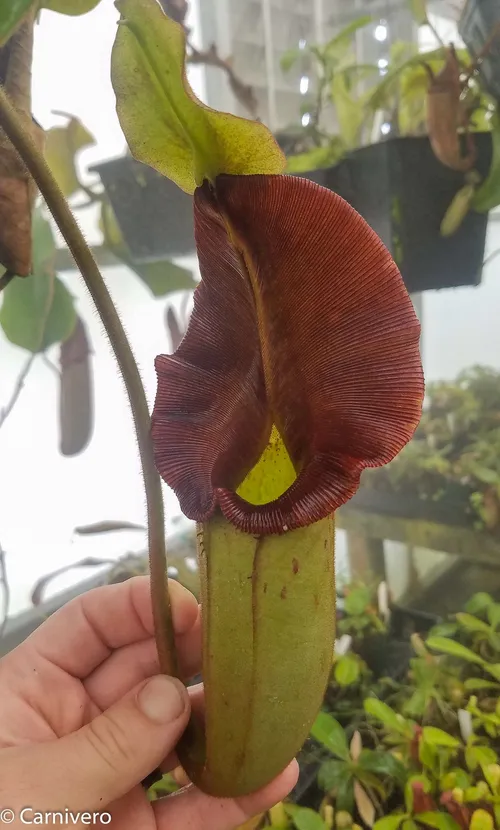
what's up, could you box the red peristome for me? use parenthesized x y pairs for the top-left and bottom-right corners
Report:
(151, 174), (424, 534)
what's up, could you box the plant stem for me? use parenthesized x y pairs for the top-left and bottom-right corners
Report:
(0, 353), (36, 429)
(0, 84), (178, 678)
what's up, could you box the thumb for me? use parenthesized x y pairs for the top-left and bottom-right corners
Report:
(18, 675), (190, 812)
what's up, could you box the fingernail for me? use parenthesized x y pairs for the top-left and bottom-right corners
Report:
(137, 676), (186, 723)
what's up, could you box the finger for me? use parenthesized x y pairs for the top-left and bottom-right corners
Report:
(159, 682), (206, 774)
(154, 760), (299, 830)
(19, 577), (198, 677)
(84, 611), (201, 710)
(5, 676), (191, 812)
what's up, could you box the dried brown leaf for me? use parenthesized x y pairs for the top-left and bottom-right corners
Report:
(0, 9), (40, 276)
(350, 730), (363, 762)
(353, 780), (376, 828)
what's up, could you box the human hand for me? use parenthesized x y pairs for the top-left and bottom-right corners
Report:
(0, 576), (298, 828)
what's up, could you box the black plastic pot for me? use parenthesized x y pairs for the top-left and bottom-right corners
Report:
(93, 156), (195, 262)
(460, 0), (500, 102)
(304, 134), (492, 294)
(355, 633), (413, 681)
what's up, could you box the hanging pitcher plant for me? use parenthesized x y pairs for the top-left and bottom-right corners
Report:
(111, 0), (424, 800)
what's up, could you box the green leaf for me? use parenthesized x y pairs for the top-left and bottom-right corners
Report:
(473, 113), (500, 212)
(418, 740), (436, 771)
(422, 727), (460, 748)
(324, 16), (372, 61)
(335, 654), (361, 687)
(0, 209), (76, 352)
(32, 206), (57, 276)
(0, 272), (76, 352)
(285, 142), (346, 174)
(330, 73), (365, 150)
(0, 0), (102, 45)
(417, 812), (461, 830)
(280, 47), (304, 73)
(464, 678), (500, 691)
(311, 712), (349, 760)
(466, 744), (498, 771)
(404, 688), (429, 718)
(364, 698), (413, 737)
(0, 0), (32, 44)
(42, 0), (101, 13)
(344, 586), (371, 616)
(456, 613), (492, 634)
(483, 662), (500, 681)
(373, 817), (406, 830)
(465, 593), (494, 615)
(468, 464), (500, 485)
(318, 759), (350, 791)
(284, 805), (327, 830)
(428, 622), (458, 638)
(366, 48), (441, 113)
(426, 637), (485, 665)
(440, 184), (476, 237)
(487, 603), (500, 630)
(408, 0), (428, 25)
(440, 768), (471, 791)
(470, 810), (494, 830)
(112, 0), (285, 194)
(358, 749), (407, 783)
(44, 115), (96, 198)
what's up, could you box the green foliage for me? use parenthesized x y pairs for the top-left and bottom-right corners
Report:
(0, 0), (33, 45)
(286, 585), (500, 830)
(112, 0), (284, 194)
(0, 0), (101, 45)
(311, 713), (350, 760)
(416, 813), (460, 830)
(334, 654), (362, 687)
(279, 16), (374, 164)
(284, 805), (327, 830)
(286, 142), (345, 174)
(362, 366), (500, 532)
(364, 699), (414, 738)
(337, 582), (387, 638)
(473, 112), (500, 213)
(44, 114), (96, 198)
(0, 207), (76, 352)
(440, 184), (476, 237)
(408, 0), (428, 26)
(344, 586), (372, 616)
(374, 817), (406, 830)
(42, 0), (101, 13)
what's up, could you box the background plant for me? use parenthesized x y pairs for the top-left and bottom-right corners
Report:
(362, 366), (500, 532)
